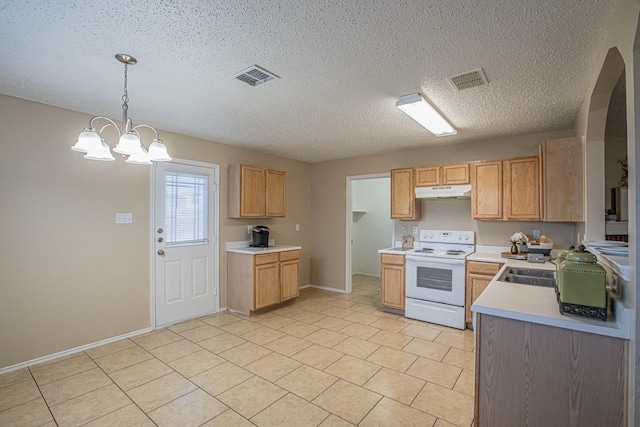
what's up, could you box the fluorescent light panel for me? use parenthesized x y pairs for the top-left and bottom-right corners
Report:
(396, 93), (456, 136)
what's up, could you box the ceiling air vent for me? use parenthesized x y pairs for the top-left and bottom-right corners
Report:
(234, 65), (279, 87)
(447, 68), (488, 91)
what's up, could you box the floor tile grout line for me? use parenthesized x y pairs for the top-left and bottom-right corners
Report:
(81, 351), (157, 426)
(25, 365), (56, 425)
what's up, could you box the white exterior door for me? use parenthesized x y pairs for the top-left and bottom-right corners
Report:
(153, 160), (219, 327)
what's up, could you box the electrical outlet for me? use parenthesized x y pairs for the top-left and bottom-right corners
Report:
(402, 226), (407, 234)
(412, 226), (418, 234)
(247, 225), (253, 234)
(533, 229), (541, 240)
(115, 213), (132, 224)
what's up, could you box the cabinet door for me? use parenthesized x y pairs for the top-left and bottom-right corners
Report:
(471, 161), (503, 219)
(541, 137), (584, 222)
(415, 166), (440, 187)
(240, 165), (266, 217)
(266, 170), (286, 217)
(391, 168), (420, 220)
(254, 262), (280, 309)
(465, 273), (493, 323)
(442, 163), (470, 184)
(381, 263), (405, 309)
(503, 157), (540, 220)
(280, 259), (299, 301)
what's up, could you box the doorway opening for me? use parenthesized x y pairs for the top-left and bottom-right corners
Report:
(151, 159), (220, 327)
(345, 174), (393, 294)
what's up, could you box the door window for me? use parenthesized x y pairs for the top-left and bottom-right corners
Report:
(164, 171), (209, 246)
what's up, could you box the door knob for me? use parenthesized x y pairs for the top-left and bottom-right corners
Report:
(157, 228), (163, 234)
(158, 237), (164, 243)
(157, 250), (165, 256)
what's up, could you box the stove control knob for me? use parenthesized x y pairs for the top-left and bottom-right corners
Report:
(465, 235), (470, 240)
(429, 234), (434, 239)
(458, 235), (462, 240)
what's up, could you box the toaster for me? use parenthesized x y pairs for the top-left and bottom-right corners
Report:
(557, 249), (607, 320)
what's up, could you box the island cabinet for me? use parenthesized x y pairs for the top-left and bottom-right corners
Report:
(475, 314), (626, 427)
(464, 261), (501, 324)
(228, 164), (286, 218)
(380, 254), (405, 310)
(471, 156), (540, 220)
(415, 162), (470, 187)
(540, 136), (584, 221)
(391, 168), (421, 220)
(228, 249), (300, 315)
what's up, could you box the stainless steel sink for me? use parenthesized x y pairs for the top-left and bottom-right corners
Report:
(498, 267), (556, 288)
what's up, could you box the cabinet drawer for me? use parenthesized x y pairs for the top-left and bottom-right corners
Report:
(467, 261), (501, 275)
(280, 250), (300, 262)
(381, 254), (405, 265)
(255, 253), (279, 266)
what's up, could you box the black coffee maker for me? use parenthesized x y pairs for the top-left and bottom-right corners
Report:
(251, 226), (270, 247)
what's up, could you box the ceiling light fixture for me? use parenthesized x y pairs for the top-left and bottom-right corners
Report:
(71, 54), (171, 164)
(396, 93), (457, 137)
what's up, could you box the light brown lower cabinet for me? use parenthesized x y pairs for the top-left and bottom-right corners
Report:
(380, 254), (405, 310)
(475, 314), (626, 427)
(228, 250), (300, 315)
(465, 261), (502, 324)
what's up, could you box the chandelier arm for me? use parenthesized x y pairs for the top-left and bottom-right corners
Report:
(89, 116), (122, 137)
(131, 124), (160, 140)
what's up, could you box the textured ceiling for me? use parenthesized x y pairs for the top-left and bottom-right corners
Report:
(0, 0), (617, 163)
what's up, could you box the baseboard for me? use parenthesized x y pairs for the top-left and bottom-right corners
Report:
(0, 327), (154, 375)
(300, 284), (347, 294)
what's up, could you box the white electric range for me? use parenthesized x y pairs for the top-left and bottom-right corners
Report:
(405, 229), (475, 329)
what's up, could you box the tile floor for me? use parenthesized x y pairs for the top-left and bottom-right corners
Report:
(0, 275), (475, 427)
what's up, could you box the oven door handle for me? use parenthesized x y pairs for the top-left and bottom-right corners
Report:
(405, 255), (465, 265)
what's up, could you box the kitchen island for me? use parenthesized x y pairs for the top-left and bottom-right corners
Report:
(471, 258), (629, 427)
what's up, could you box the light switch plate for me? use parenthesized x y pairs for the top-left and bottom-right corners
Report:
(412, 226), (418, 234)
(532, 229), (541, 240)
(296, 224), (300, 231)
(116, 213), (132, 224)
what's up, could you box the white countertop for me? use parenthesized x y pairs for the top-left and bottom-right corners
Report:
(471, 259), (631, 339)
(378, 247), (415, 255)
(466, 252), (508, 263)
(226, 240), (301, 255)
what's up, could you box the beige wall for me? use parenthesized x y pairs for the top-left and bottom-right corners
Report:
(309, 128), (575, 290)
(0, 94), (311, 369)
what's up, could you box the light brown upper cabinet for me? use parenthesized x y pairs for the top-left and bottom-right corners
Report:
(503, 156), (540, 220)
(472, 156), (540, 220)
(391, 168), (421, 220)
(228, 164), (286, 218)
(441, 162), (470, 184)
(415, 162), (470, 187)
(540, 137), (584, 222)
(471, 160), (503, 219)
(415, 166), (441, 186)
(266, 170), (286, 217)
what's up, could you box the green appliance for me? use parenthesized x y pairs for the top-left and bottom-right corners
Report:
(557, 248), (607, 320)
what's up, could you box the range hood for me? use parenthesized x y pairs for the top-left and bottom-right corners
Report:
(415, 184), (472, 199)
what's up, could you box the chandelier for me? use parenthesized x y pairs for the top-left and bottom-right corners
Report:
(71, 54), (171, 164)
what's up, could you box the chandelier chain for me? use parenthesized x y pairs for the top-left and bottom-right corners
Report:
(122, 63), (129, 110)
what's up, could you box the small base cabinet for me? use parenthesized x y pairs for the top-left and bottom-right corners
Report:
(228, 250), (300, 316)
(465, 261), (502, 324)
(381, 254), (405, 310)
(475, 314), (626, 427)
